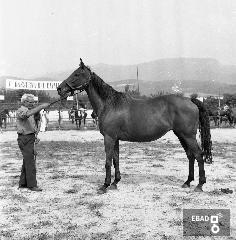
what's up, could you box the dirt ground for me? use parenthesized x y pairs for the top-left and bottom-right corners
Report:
(0, 129), (235, 240)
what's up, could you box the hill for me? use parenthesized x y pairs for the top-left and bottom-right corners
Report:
(1, 58), (236, 96)
(110, 79), (236, 96)
(45, 58), (236, 84)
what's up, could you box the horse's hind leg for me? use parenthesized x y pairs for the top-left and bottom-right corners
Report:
(110, 140), (121, 190)
(174, 132), (195, 188)
(182, 135), (206, 192)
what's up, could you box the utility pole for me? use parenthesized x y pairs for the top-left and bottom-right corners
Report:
(137, 66), (139, 94)
(75, 90), (79, 110)
(218, 88), (221, 109)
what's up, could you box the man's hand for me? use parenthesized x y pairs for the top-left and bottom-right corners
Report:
(27, 103), (50, 117)
(40, 103), (50, 109)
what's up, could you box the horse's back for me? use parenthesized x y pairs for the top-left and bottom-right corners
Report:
(105, 95), (199, 141)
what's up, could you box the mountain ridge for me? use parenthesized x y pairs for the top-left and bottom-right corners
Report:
(1, 58), (236, 96)
(41, 57), (236, 84)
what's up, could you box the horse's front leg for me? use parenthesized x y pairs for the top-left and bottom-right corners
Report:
(110, 140), (121, 190)
(97, 135), (115, 194)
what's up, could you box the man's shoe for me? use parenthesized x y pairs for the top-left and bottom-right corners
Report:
(19, 185), (27, 189)
(29, 187), (42, 192)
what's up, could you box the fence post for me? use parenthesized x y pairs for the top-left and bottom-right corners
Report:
(58, 107), (61, 130)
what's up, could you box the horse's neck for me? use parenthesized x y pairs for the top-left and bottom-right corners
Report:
(86, 81), (105, 117)
(85, 73), (120, 117)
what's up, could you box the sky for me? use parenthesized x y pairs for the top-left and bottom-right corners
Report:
(1, 0), (236, 78)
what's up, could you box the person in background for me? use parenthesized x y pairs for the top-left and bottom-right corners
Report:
(75, 109), (82, 129)
(223, 103), (230, 112)
(74, 109), (78, 128)
(91, 110), (98, 128)
(16, 94), (49, 191)
(70, 107), (75, 124)
(83, 110), (87, 127)
(13, 110), (17, 122)
(78, 111), (83, 129)
(9, 110), (14, 123)
(0, 109), (9, 132)
(40, 109), (47, 132)
(68, 109), (71, 120)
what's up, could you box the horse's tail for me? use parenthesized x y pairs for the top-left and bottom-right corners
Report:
(191, 98), (213, 163)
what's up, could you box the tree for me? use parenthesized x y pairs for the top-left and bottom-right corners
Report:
(125, 84), (130, 93)
(190, 93), (198, 99)
(223, 93), (236, 107)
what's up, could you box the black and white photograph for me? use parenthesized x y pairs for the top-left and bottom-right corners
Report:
(0, 0), (235, 239)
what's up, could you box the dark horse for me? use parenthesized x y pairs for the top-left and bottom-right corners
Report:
(57, 59), (212, 194)
(209, 109), (234, 127)
(229, 107), (236, 127)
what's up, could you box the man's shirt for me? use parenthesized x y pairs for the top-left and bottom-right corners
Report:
(16, 106), (37, 135)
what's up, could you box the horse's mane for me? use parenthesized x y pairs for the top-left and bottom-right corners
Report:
(89, 70), (130, 107)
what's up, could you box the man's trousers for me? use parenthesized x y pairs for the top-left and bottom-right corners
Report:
(17, 133), (37, 188)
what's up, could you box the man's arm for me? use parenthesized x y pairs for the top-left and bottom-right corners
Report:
(26, 103), (50, 117)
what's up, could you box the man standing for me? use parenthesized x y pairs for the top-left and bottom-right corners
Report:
(223, 103), (230, 112)
(83, 110), (87, 127)
(16, 94), (49, 191)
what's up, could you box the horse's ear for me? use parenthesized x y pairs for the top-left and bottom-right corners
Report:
(80, 58), (85, 69)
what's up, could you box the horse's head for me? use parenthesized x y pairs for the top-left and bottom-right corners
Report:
(57, 58), (92, 100)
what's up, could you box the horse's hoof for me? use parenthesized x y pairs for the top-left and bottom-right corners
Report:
(182, 183), (190, 188)
(97, 186), (107, 194)
(109, 184), (117, 190)
(194, 186), (203, 192)
(97, 188), (107, 194)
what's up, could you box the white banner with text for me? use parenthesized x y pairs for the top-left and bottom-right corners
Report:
(6, 79), (62, 90)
